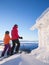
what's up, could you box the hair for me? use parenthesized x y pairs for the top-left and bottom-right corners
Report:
(14, 24), (18, 27)
(5, 31), (9, 34)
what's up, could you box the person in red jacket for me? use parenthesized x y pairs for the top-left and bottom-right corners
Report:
(11, 24), (23, 55)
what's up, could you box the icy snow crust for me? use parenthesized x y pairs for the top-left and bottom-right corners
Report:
(31, 48), (49, 63)
(0, 52), (49, 65)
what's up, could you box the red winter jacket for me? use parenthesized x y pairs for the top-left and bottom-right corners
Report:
(11, 26), (20, 40)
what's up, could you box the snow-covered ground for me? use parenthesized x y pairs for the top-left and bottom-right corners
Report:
(31, 48), (49, 63)
(0, 52), (49, 65)
(0, 46), (49, 65)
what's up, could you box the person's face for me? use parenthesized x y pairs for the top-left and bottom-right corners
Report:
(16, 25), (18, 28)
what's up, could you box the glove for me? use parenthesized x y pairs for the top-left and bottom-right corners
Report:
(19, 37), (23, 39)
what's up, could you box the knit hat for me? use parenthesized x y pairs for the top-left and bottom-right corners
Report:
(5, 31), (9, 34)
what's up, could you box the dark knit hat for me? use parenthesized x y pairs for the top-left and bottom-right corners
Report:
(14, 24), (18, 27)
(5, 31), (9, 34)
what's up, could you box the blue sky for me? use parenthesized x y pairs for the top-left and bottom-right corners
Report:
(0, 0), (49, 41)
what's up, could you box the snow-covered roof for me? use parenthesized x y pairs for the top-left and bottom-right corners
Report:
(36, 7), (49, 22)
(31, 7), (49, 30)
